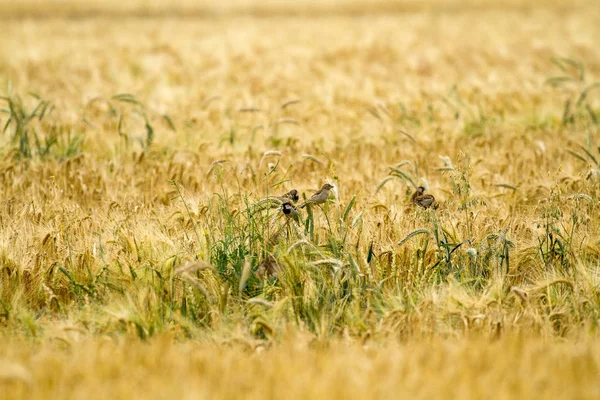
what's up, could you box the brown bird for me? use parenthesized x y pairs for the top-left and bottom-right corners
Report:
(261, 189), (298, 210)
(279, 189), (299, 203)
(256, 254), (280, 280)
(411, 186), (438, 209)
(298, 183), (334, 208)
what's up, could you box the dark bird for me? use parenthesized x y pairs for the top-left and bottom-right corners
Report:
(298, 183), (334, 208)
(411, 186), (438, 209)
(281, 201), (300, 222)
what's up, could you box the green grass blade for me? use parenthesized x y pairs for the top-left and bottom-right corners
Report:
(398, 229), (432, 248)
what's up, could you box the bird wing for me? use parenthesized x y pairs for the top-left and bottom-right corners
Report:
(418, 195), (436, 208)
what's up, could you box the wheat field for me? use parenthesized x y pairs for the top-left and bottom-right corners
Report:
(1, 1), (600, 399)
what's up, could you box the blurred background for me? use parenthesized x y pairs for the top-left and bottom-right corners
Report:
(0, 0), (591, 18)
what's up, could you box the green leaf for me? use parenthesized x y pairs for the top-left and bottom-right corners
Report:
(398, 229), (432, 248)
(375, 176), (395, 193)
(59, 266), (74, 281)
(145, 119), (154, 149)
(2, 117), (12, 133)
(38, 101), (50, 121)
(545, 76), (574, 88)
(588, 105), (598, 124)
(342, 195), (356, 222)
(163, 114), (176, 132)
(112, 93), (141, 106)
(566, 150), (587, 164)
(389, 168), (416, 188)
(392, 160), (412, 169)
(562, 99), (572, 125)
(576, 82), (600, 107)
(579, 145), (598, 166)
(494, 183), (518, 191)
(551, 56), (584, 81)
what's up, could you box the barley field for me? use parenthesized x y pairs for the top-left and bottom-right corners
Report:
(1, 0), (600, 399)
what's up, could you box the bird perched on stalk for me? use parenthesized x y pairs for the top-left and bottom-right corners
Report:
(253, 189), (299, 218)
(298, 183), (334, 208)
(411, 186), (438, 209)
(281, 201), (301, 223)
(259, 189), (298, 211)
(279, 189), (299, 203)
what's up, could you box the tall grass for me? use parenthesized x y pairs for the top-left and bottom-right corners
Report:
(0, 4), (599, 398)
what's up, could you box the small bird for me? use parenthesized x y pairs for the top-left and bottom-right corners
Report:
(281, 201), (300, 222)
(259, 189), (298, 211)
(298, 183), (334, 208)
(256, 254), (280, 280)
(411, 186), (438, 209)
(279, 189), (299, 203)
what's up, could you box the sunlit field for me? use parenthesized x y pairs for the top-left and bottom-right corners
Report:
(1, 0), (600, 398)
